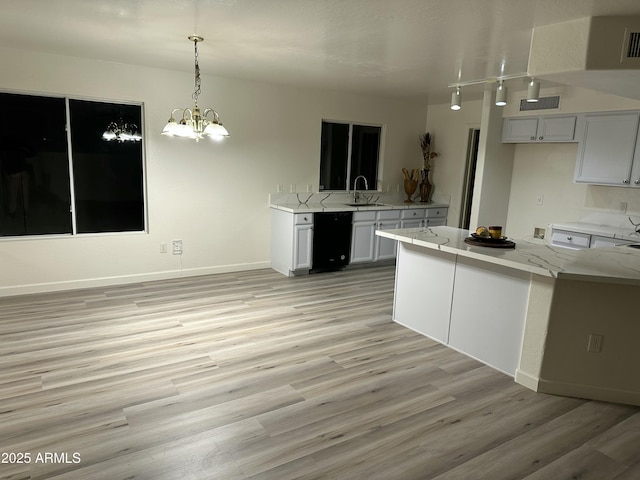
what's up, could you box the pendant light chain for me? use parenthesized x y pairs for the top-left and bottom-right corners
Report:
(192, 38), (201, 106)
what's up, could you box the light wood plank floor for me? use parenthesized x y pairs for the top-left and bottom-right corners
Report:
(1, 265), (639, 480)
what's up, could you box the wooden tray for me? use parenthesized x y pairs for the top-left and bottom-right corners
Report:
(464, 236), (516, 249)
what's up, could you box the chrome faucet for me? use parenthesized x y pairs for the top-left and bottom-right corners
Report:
(352, 175), (368, 203)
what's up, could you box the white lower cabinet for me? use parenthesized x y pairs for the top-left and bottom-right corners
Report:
(271, 209), (314, 276)
(550, 226), (635, 250)
(375, 210), (401, 260)
(400, 208), (426, 228)
(273, 206), (450, 276)
(425, 207), (447, 226)
(350, 211), (377, 263)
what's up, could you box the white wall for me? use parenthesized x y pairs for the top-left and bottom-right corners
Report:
(425, 100), (482, 227)
(0, 46), (427, 296)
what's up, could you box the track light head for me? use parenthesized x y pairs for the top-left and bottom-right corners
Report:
(451, 87), (461, 111)
(527, 78), (540, 103)
(495, 81), (507, 107)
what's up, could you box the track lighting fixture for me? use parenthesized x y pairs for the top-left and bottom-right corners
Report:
(450, 87), (461, 111)
(527, 78), (540, 103)
(495, 80), (507, 107)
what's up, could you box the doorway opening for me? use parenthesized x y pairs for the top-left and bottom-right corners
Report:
(459, 128), (480, 229)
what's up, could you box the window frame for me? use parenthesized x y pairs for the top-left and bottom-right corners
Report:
(0, 89), (147, 240)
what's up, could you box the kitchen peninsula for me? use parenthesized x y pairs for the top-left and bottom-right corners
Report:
(377, 226), (640, 406)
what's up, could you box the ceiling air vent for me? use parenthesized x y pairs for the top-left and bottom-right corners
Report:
(519, 96), (560, 111)
(626, 32), (640, 57)
(621, 28), (640, 64)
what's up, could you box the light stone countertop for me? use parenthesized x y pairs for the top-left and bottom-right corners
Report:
(376, 226), (640, 285)
(270, 201), (449, 214)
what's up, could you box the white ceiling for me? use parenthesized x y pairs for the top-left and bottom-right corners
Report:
(3, 0), (640, 103)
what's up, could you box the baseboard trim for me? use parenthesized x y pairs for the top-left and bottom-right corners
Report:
(0, 261), (271, 298)
(514, 369), (541, 391)
(515, 370), (640, 406)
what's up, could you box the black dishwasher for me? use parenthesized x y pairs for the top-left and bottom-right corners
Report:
(311, 212), (353, 273)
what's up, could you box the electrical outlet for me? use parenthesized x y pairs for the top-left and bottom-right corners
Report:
(536, 195), (544, 205)
(306, 184), (312, 192)
(160, 243), (167, 254)
(276, 184), (283, 193)
(587, 334), (603, 353)
(172, 239), (183, 255)
(290, 184), (296, 193)
(534, 227), (545, 240)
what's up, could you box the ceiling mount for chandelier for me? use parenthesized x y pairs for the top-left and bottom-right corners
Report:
(162, 35), (229, 142)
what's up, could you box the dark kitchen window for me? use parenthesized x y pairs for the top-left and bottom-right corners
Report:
(0, 92), (145, 237)
(319, 121), (381, 191)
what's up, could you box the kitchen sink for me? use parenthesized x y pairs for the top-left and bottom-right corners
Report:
(344, 203), (388, 207)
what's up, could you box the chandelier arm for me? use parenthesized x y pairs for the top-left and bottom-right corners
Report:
(202, 108), (220, 122)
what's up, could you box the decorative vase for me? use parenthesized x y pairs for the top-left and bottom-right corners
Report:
(403, 179), (418, 203)
(419, 169), (433, 203)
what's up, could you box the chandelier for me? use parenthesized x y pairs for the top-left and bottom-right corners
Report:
(162, 35), (229, 142)
(102, 119), (142, 143)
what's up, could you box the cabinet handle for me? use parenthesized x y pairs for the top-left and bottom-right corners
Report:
(566, 236), (572, 241)
(635, 179), (640, 185)
(623, 179), (630, 184)
(538, 136), (543, 140)
(530, 136), (535, 141)
(304, 217), (309, 221)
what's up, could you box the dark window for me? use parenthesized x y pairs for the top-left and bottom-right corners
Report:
(0, 92), (145, 237)
(319, 121), (381, 191)
(69, 100), (144, 233)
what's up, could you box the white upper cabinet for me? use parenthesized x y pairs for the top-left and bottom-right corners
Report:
(502, 115), (577, 143)
(574, 112), (640, 187)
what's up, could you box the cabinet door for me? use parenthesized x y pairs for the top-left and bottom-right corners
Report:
(293, 224), (313, 270)
(375, 219), (401, 260)
(574, 113), (640, 186)
(350, 221), (376, 263)
(503, 116), (577, 143)
(502, 117), (539, 143)
(538, 116), (576, 142)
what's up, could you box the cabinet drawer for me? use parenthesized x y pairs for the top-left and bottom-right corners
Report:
(401, 209), (426, 219)
(590, 235), (633, 248)
(551, 230), (590, 249)
(425, 218), (446, 227)
(425, 208), (448, 218)
(353, 211), (376, 222)
(294, 213), (313, 225)
(377, 210), (401, 220)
